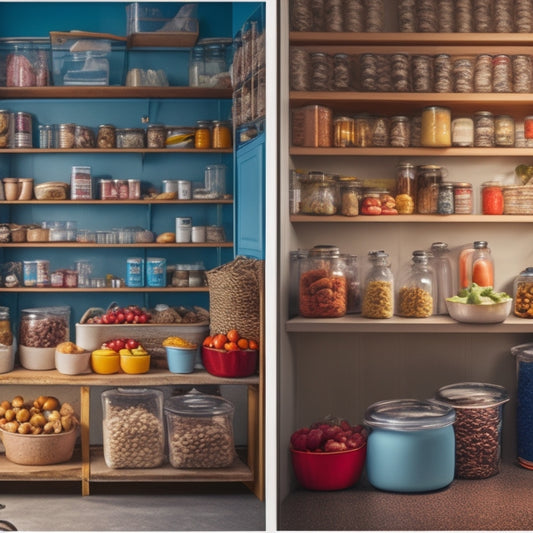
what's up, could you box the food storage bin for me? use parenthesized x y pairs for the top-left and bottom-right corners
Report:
(299, 171), (338, 216)
(18, 306), (70, 370)
(363, 398), (456, 492)
(164, 388), (236, 468)
(0, 37), (50, 87)
(102, 388), (164, 468)
(34, 181), (69, 201)
(50, 31), (126, 86)
(292, 105), (333, 147)
(435, 382), (509, 479)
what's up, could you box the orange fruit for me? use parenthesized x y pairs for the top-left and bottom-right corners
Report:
(213, 334), (227, 350)
(227, 329), (240, 342)
(203, 335), (213, 347)
(248, 339), (259, 350)
(224, 341), (239, 351)
(237, 338), (249, 350)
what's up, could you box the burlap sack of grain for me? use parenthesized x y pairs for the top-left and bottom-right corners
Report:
(206, 256), (264, 341)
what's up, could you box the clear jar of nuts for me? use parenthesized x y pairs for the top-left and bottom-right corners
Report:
(102, 388), (164, 469)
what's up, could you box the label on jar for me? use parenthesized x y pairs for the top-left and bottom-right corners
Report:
(71, 166), (92, 200)
(146, 258), (166, 287)
(126, 257), (144, 287)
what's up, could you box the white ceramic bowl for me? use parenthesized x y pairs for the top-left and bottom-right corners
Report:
(19, 345), (55, 370)
(0, 344), (14, 373)
(446, 299), (512, 324)
(55, 349), (92, 375)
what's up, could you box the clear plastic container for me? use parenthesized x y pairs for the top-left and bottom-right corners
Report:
(362, 250), (394, 319)
(102, 388), (164, 469)
(1, 38), (50, 87)
(429, 242), (454, 315)
(299, 171), (338, 215)
(397, 250), (435, 318)
(435, 382), (509, 479)
(19, 306), (70, 348)
(164, 388), (236, 469)
(204, 164), (227, 198)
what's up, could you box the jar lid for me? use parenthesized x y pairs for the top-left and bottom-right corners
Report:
(363, 399), (455, 431)
(102, 387), (162, 400)
(518, 267), (533, 277)
(309, 245), (340, 257)
(511, 342), (533, 362)
(164, 388), (234, 417)
(453, 182), (472, 188)
(435, 382), (509, 408)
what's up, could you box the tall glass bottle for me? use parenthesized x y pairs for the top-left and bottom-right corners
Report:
(397, 250), (435, 318)
(430, 242), (454, 314)
(459, 240), (494, 289)
(362, 250), (394, 319)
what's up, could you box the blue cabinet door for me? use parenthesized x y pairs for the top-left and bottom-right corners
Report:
(235, 133), (265, 259)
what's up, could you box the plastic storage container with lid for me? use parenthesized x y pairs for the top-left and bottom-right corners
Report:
(164, 388), (236, 468)
(362, 250), (394, 319)
(0, 37), (50, 87)
(435, 382), (509, 479)
(102, 388), (165, 469)
(363, 398), (456, 492)
(299, 171), (338, 215)
(397, 250), (435, 318)
(299, 245), (347, 318)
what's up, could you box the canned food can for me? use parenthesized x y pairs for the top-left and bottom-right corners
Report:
(126, 257), (144, 287)
(99, 179), (118, 200)
(177, 180), (192, 200)
(115, 179), (129, 200)
(35, 259), (50, 287)
(128, 179), (141, 199)
(23, 260), (37, 287)
(146, 257), (167, 287)
(162, 180), (179, 193)
(15, 112), (32, 133)
(175, 217), (192, 243)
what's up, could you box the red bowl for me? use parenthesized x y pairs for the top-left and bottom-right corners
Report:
(291, 445), (366, 491)
(201, 346), (258, 378)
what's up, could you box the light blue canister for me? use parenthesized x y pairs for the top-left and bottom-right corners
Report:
(364, 398), (456, 492)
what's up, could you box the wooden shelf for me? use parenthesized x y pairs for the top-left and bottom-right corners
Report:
(0, 148), (233, 154)
(0, 287), (210, 293)
(290, 214), (533, 223)
(1, 242), (233, 248)
(286, 314), (532, 334)
(1, 199), (233, 205)
(0, 86), (233, 100)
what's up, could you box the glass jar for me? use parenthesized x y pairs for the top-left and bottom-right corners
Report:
(194, 120), (212, 149)
(299, 171), (338, 215)
(453, 57), (474, 93)
(481, 181), (504, 215)
(451, 117), (474, 147)
(453, 182), (473, 214)
(397, 250), (435, 317)
(430, 242), (454, 315)
(212, 120), (232, 148)
(333, 116), (354, 148)
(437, 182), (454, 215)
(416, 165), (443, 214)
(474, 111), (495, 147)
(494, 115), (515, 147)
(97, 124), (116, 148)
(362, 250), (394, 319)
(354, 115), (372, 147)
(19, 306), (70, 349)
(514, 268), (533, 318)
(102, 388), (164, 469)
(299, 245), (347, 318)
(421, 106), (451, 147)
(204, 43), (227, 79)
(435, 382), (509, 479)
(525, 116), (533, 139)
(310, 52), (332, 91)
(474, 54), (493, 93)
(492, 54), (512, 92)
(189, 46), (204, 87)
(371, 116), (389, 146)
(462, 240), (494, 288)
(363, 399), (456, 493)
(411, 55), (433, 92)
(332, 53), (351, 91)
(338, 176), (361, 216)
(342, 253), (361, 314)
(116, 128), (145, 148)
(0, 306), (13, 347)
(289, 249), (308, 318)
(146, 124), (166, 148)
(164, 388), (236, 468)
(511, 343), (533, 469)
(395, 162), (416, 214)
(389, 116), (410, 147)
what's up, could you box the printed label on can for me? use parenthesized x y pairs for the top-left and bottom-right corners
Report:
(146, 257), (167, 287)
(126, 257), (144, 287)
(23, 261), (37, 287)
(177, 180), (192, 200)
(175, 217), (192, 243)
(35, 260), (50, 287)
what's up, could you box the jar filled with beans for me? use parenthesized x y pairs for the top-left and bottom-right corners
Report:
(362, 250), (394, 319)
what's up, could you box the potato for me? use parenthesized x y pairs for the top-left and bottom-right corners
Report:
(42, 397), (59, 411)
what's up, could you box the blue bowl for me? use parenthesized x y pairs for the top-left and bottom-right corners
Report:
(166, 346), (197, 374)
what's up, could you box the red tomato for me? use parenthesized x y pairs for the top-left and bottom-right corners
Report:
(361, 205), (381, 215)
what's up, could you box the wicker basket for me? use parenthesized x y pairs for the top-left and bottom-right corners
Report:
(503, 186), (533, 214)
(206, 256), (264, 341)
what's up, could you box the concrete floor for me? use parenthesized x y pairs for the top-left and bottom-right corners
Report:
(0, 482), (265, 531)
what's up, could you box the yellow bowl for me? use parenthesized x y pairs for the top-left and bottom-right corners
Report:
(91, 352), (120, 374)
(120, 353), (150, 374)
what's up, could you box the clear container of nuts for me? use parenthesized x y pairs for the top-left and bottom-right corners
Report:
(164, 388), (236, 469)
(19, 306), (70, 349)
(102, 388), (164, 469)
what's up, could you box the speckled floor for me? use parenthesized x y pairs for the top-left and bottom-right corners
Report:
(279, 461), (533, 531)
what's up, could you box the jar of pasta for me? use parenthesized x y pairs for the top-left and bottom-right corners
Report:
(299, 245), (347, 318)
(362, 250), (394, 319)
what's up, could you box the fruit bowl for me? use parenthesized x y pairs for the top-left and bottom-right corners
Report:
(446, 299), (512, 323)
(291, 444), (367, 491)
(202, 346), (258, 378)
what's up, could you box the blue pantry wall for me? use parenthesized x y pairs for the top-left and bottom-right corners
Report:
(0, 0), (266, 499)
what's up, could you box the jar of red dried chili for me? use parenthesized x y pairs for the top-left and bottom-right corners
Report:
(481, 181), (504, 215)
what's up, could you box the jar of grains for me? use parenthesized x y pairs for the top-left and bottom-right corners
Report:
(452, 117), (474, 147)
(437, 182), (454, 215)
(338, 176), (361, 216)
(299, 245), (347, 318)
(397, 250), (435, 318)
(494, 115), (515, 146)
(333, 116), (354, 147)
(362, 250), (394, 319)
(146, 124), (166, 148)
(390, 116), (410, 147)
(474, 111), (495, 147)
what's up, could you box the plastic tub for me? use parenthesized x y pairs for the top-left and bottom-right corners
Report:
(166, 346), (196, 373)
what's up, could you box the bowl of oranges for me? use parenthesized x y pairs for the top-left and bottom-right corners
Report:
(201, 330), (258, 378)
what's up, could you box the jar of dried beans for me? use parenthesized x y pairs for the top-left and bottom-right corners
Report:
(299, 245), (347, 318)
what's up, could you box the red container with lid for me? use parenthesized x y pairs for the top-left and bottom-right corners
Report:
(481, 181), (504, 215)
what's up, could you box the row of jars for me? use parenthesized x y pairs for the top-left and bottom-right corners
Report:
(292, 105), (533, 148)
(290, 50), (533, 93)
(290, 0), (533, 33)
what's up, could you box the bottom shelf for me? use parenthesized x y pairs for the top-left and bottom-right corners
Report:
(279, 461), (533, 531)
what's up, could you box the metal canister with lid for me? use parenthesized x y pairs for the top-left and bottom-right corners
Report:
(299, 245), (347, 318)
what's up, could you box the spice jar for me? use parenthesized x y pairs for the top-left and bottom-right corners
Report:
(421, 106), (451, 147)
(511, 343), (533, 469)
(146, 124), (166, 148)
(429, 242), (454, 315)
(212, 120), (232, 148)
(435, 382), (509, 479)
(364, 399), (456, 493)
(437, 182), (454, 215)
(102, 388), (164, 469)
(453, 182), (473, 214)
(481, 181), (504, 215)
(395, 162), (416, 214)
(494, 115), (515, 146)
(452, 117), (474, 147)
(416, 165), (443, 214)
(299, 245), (347, 318)
(362, 250), (394, 319)
(338, 176), (361, 216)
(513, 269), (533, 318)
(333, 116), (354, 147)
(194, 120), (212, 148)
(299, 171), (338, 215)
(397, 250), (435, 317)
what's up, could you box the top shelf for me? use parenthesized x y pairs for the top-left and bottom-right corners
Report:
(0, 87), (233, 100)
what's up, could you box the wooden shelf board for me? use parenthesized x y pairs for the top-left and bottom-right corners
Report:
(1, 242), (233, 248)
(0, 148), (233, 154)
(0, 287), (210, 293)
(290, 214), (533, 223)
(89, 448), (254, 483)
(0, 367), (260, 386)
(286, 314), (531, 334)
(1, 199), (233, 205)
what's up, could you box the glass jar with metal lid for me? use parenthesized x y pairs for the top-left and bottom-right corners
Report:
(513, 269), (533, 318)
(474, 111), (495, 147)
(416, 165), (444, 214)
(481, 181), (504, 215)
(212, 120), (232, 148)
(362, 250), (394, 319)
(397, 250), (435, 317)
(435, 382), (509, 479)
(146, 124), (166, 148)
(390, 115), (410, 147)
(364, 398), (455, 492)
(354, 114), (372, 147)
(494, 115), (515, 147)
(299, 245), (347, 318)
(395, 162), (416, 214)
(194, 120), (212, 149)
(333, 116), (354, 147)
(97, 124), (116, 148)
(437, 182), (454, 215)
(421, 106), (451, 147)
(452, 117), (474, 147)
(299, 171), (338, 215)
(338, 176), (361, 216)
